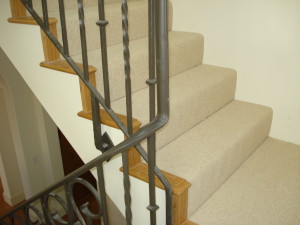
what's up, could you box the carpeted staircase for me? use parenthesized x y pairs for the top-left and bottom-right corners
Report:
(32, 0), (300, 224)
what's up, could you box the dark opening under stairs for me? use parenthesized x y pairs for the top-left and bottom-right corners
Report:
(3, 0), (300, 224)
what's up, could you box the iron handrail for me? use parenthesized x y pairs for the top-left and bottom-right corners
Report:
(1, 0), (172, 224)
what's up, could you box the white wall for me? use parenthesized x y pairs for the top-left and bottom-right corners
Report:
(0, 50), (64, 199)
(172, 0), (300, 145)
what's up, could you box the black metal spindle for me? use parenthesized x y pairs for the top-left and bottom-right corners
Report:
(77, 0), (105, 152)
(40, 197), (50, 225)
(122, 151), (132, 225)
(97, 0), (111, 109)
(121, 1), (133, 224)
(27, 0), (33, 8)
(64, 184), (76, 224)
(97, 165), (110, 225)
(77, 0), (89, 81)
(41, 0), (49, 30)
(146, 0), (158, 224)
(58, 0), (69, 56)
(121, 0), (133, 135)
(91, 94), (104, 150)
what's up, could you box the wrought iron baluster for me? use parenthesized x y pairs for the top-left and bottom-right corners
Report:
(64, 184), (76, 225)
(28, 203), (46, 225)
(97, 165), (110, 225)
(121, 151), (132, 225)
(155, 1), (172, 224)
(77, 0), (89, 81)
(77, 0), (105, 152)
(91, 94), (103, 149)
(146, 0), (159, 224)
(41, 0), (49, 30)
(41, 196), (51, 225)
(27, 0), (33, 8)
(97, 0), (111, 109)
(121, 1), (133, 224)
(58, 0), (69, 56)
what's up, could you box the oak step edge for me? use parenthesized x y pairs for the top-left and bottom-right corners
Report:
(182, 220), (199, 225)
(8, 16), (57, 25)
(78, 110), (142, 133)
(121, 162), (191, 196)
(40, 60), (97, 74)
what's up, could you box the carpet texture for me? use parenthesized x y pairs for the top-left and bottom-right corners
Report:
(112, 64), (237, 150)
(190, 138), (300, 225)
(73, 31), (204, 101)
(157, 100), (273, 216)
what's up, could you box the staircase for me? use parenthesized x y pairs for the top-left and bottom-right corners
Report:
(1, 0), (300, 225)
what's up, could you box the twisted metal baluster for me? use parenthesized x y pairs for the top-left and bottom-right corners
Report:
(122, 0), (133, 134)
(121, 1), (133, 224)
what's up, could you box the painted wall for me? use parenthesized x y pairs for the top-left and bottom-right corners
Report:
(0, 49), (64, 199)
(172, 0), (300, 145)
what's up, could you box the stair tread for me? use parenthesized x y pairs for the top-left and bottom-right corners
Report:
(49, 0), (173, 56)
(156, 100), (273, 215)
(190, 137), (300, 225)
(73, 31), (204, 101)
(52, 0), (159, 56)
(112, 64), (236, 150)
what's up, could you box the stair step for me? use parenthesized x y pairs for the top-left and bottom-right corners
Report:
(74, 31), (204, 101)
(32, 0), (141, 14)
(49, 0), (173, 56)
(189, 138), (300, 225)
(156, 100), (273, 216)
(112, 64), (236, 150)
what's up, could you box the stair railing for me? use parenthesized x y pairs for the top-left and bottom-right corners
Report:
(1, 0), (172, 225)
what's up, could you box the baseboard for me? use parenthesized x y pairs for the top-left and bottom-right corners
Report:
(3, 191), (25, 206)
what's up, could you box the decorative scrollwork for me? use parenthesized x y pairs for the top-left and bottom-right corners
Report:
(25, 204), (45, 225)
(44, 193), (68, 225)
(67, 178), (102, 225)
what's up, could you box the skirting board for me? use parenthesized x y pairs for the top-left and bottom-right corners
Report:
(3, 191), (25, 206)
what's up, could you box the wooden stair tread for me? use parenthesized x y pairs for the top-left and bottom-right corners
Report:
(8, 16), (57, 25)
(182, 220), (199, 225)
(78, 110), (141, 132)
(40, 60), (97, 74)
(121, 162), (191, 196)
